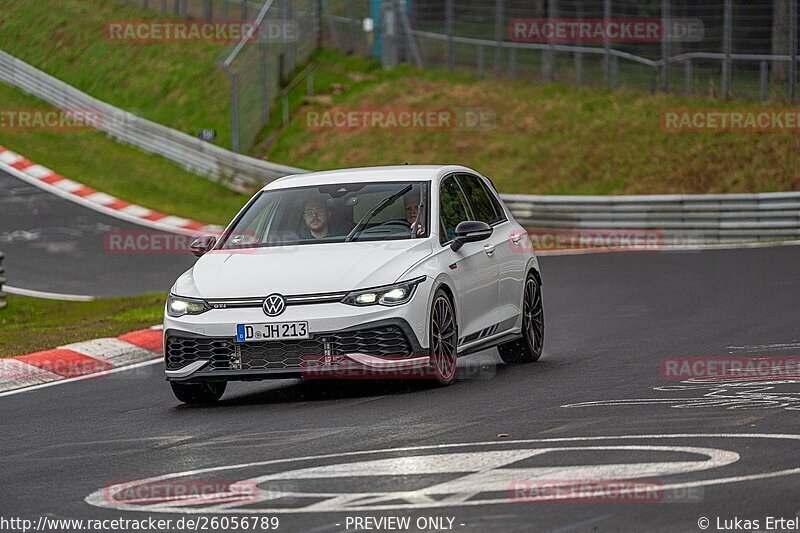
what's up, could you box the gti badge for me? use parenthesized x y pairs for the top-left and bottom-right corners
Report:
(262, 293), (286, 317)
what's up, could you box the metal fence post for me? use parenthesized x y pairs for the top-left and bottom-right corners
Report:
(0, 252), (5, 310)
(203, 0), (212, 21)
(322, 0), (341, 51)
(242, 0), (248, 21)
(477, 44), (484, 77)
(661, 0), (670, 91)
(494, 0), (504, 74)
(543, 0), (556, 82)
(383, 0), (399, 68)
(685, 59), (693, 94)
(286, 0), (295, 73)
(760, 60), (769, 100)
(574, 2), (583, 86)
(722, 0), (733, 98)
(446, 0), (454, 70)
(790, 0), (798, 100)
(348, 0), (357, 54)
(260, 38), (270, 123)
(230, 71), (240, 153)
(603, 0), (612, 88)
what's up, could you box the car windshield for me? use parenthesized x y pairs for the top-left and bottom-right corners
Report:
(219, 181), (429, 249)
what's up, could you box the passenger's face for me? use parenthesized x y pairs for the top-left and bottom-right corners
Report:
(405, 200), (420, 224)
(303, 201), (328, 231)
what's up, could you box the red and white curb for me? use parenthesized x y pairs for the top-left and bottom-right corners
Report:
(0, 326), (163, 396)
(0, 145), (223, 237)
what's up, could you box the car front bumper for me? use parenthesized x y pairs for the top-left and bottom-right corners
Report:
(163, 285), (431, 382)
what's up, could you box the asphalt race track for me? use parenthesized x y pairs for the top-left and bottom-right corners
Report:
(0, 169), (197, 297)
(3, 243), (800, 532)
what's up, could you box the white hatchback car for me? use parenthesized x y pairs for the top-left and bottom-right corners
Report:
(164, 166), (543, 404)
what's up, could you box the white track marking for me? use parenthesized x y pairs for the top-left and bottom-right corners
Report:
(60, 338), (156, 366)
(0, 358), (162, 398)
(0, 359), (63, 393)
(158, 216), (190, 227)
(0, 151), (23, 164)
(86, 434), (800, 514)
(4, 285), (95, 301)
(84, 192), (118, 206)
(52, 179), (84, 192)
(119, 205), (152, 217)
(23, 164), (54, 179)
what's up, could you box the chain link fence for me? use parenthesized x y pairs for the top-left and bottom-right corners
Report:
(325, 0), (799, 101)
(121, 0), (264, 22)
(122, 0), (320, 152)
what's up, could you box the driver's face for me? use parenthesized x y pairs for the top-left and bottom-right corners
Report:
(303, 201), (329, 231)
(404, 200), (419, 224)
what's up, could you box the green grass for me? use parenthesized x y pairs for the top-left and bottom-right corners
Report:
(0, 0), (233, 148)
(0, 293), (166, 358)
(259, 48), (800, 195)
(0, 82), (249, 225)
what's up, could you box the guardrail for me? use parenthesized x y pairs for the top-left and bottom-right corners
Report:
(0, 252), (6, 309)
(502, 192), (800, 245)
(0, 51), (305, 192)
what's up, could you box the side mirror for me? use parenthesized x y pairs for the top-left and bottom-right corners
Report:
(190, 235), (217, 257)
(451, 221), (493, 252)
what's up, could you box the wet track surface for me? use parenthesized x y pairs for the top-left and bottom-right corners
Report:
(3, 243), (800, 532)
(0, 169), (197, 296)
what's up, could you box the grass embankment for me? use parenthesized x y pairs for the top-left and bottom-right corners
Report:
(261, 49), (800, 194)
(0, 0), (232, 147)
(0, 293), (166, 358)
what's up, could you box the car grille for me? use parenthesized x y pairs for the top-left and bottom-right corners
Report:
(165, 326), (414, 371)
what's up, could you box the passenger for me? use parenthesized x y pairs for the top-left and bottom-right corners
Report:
(404, 190), (425, 236)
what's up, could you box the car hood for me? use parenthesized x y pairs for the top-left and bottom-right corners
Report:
(173, 239), (433, 298)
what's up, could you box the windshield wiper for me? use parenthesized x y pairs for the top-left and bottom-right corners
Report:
(345, 184), (413, 242)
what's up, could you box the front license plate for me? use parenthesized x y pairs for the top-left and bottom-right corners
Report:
(236, 322), (309, 342)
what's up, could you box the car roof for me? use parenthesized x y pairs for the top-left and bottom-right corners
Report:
(262, 165), (481, 191)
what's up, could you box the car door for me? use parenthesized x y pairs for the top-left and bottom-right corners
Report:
(439, 175), (499, 342)
(457, 173), (524, 334)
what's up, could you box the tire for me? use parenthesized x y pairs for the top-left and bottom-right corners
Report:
(498, 273), (544, 364)
(170, 381), (226, 404)
(428, 289), (458, 386)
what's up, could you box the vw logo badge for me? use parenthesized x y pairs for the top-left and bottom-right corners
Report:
(262, 294), (286, 317)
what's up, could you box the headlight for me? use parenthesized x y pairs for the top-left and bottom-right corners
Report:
(166, 294), (210, 317)
(342, 276), (425, 307)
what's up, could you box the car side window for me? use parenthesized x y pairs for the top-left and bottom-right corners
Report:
(439, 176), (471, 245)
(457, 174), (504, 225)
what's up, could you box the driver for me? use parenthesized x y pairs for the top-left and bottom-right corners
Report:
(301, 197), (331, 239)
